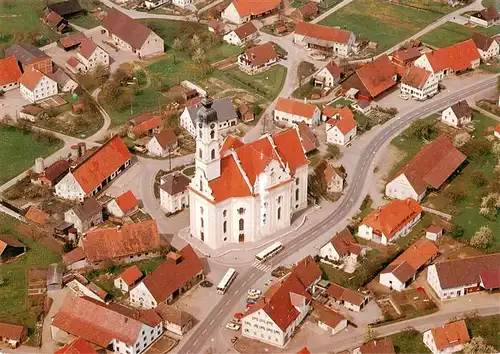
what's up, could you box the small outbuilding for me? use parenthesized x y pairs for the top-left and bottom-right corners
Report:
(426, 225), (444, 241)
(114, 265), (143, 293)
(0, 235), (26, 263)
(0, 322), (28, 349)
(47, 263), (63, 291)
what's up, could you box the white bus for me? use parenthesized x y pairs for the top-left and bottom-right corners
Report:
(217, 268), (237, 295)
(255, 242), (283, 261)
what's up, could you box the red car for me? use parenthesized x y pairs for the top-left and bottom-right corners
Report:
(234, 312), (244, 319)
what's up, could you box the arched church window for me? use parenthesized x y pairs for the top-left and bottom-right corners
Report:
(278, 207), (281, 220)
(239, 218), (244, 231)
(210, 130), (215, 139)
(199, 149), (203, 159)
(211, 149), (215, 160)
(237, 208), (245, 215)
(223, 221), (227, 233)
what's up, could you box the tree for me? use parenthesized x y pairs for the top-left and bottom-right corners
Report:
(479, 192), (500, 219)
(449, 224), (464, 238)
(364, 324), (374, 342)
(190, 34), (201, 49)
(405, 119), (435, 140)
(470, 226), (493, 249)
(470, 170), (488, 188)
(192, 47), (206, 64)
(173, 37), (182, 51)
(463, 336), (495, 354)
(460, 139), (492, 160)
(325, 144), (342, 160)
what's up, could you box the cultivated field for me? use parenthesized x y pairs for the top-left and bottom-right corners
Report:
(419, 22), (499, 47)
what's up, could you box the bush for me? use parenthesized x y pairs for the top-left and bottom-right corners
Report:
(471, 170), (488, 188)
(460, 139), (492, 160)
(404, 119), (435, 140)
(444, 185), (466, 203)
(325, 144), (342, 160)
(470, 226), (493, 249)
(450, 224), (465, 237)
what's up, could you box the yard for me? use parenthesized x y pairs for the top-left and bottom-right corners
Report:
(419, 22), (500, 48)
(0, 125), (62, 185)
(319, 0), (443, 53)
(391, 330), (431, 353)
(69, 0), (103, 29)
(0, 215), (61, 338)
(466, 315), (500, 350)
(206, 43), (242, 63)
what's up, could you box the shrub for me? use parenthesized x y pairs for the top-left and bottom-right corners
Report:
(470, 226), (493, 249)
(471, 170), (488, 188)
(450, 224), (464, 237)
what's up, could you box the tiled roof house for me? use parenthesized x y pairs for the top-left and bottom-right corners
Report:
(274, 98), (321, 127)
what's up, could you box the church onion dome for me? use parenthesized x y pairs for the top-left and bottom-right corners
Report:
(197, 95), (218, 124)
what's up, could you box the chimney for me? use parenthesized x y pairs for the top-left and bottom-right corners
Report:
(71, 144), (80, 158)
(79, 142), (86, 156)
(304, 97), (307, 104)
(116, 225), (121, 231)
(34, 157), (44, 174)
(167, 251), (183, 264)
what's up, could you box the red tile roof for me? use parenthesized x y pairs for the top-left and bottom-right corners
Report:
(297, 347), (311, 354)
(118, 265), (143, 286)
(38, 159), (70, 184)
(326, 106), (358, 134)
(62, 246), (86, 266)
(295, 121), (318, 153)
(242, 42), (279, 66)
(78, 38), (98, 59)
(0, 322), (26, 342)
(25, 206), (49, 225)
(295, 21), (352, 44)
(358, 338), (395, 354)
(221, 135), (245, 155)
(356, 55), (397, 98)
(275, 98), (318, 119)
(271, 128), (308, 175)
(154, 128), (177, 150)
(230, 0), (281, 17)
(423, 39), (480, 73)
(141, 244), (204, 302)
(71, 136), (131, 194)
(323, 61), (343, 77)
(130, 116), (162, 136)
(66, 56), (81, 68)
(479, 268), (500, 289)
(0, 56), (22, 86)
(55, 337), (98, 354)
(401, 66), (431, 89)
(295, 2), (318, 18)
(292, 255), (322, 288)
(326, 283), (368, 306)
(82, 220), (162, 262)
(101, 8), (153, 49)
(206, 154), (252, 202)
(395, 135), (466, 194)
(328, 228), (363, 257)
(392, 47), (421, 63)
(430, 320), (470, 351)
(115, 190), (138, 214)
(311, 301), (347, 329)
(361, 198), (422, 240)
(58, 32), (87, 49)
(19, 68), (45, 91)
(233, 22), (258, 39)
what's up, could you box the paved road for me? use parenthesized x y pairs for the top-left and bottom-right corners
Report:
(100, 0), (196, 20)
(177, 75), (498, 354)
(311, 0), (356, 24)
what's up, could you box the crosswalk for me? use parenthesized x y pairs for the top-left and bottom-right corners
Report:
(252, 261), (271, 272)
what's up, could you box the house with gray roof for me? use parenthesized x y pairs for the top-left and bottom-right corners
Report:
(160, 172), (191, 214)
(180, 98), (238, 136)
(64, 197), (103, 233)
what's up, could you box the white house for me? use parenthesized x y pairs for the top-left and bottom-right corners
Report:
(0, 55), (22, 92)
(155, 304), (193, 336)
(325, 106), (357, 146)
(274, 97), (321, 127)
(353, 338), (395, 354)
(221, 0), (281, 24)
(223, 22), (258, 46)
(314, 61), (342, 88)
(423, 320), (470, 354)
(468, 7), (499, 28)
(101, 8), (164, 59)
(472, 32), (500, 60)
(427, 253), (500, 299)
(324, 164), (344, 193)
(326, 283), (369, 312)
(76, 39), (109, 72)
(19, 68), (58, 103)
(180, 98), (238, 137)
(172, 0), (192, 8)
(400, 66), (439, 101)
(144, 0), (169, 9)
(188, 98), (309, 249)
(147, 128), (178, 157)
(50, 67), (78, 93)
(441, 100), (471, 127)
(311, 301), (348, 335)
(106, 190), (139, 218)
(320, 228), (364, 262)
(358, 198), (422, 245)
(237, 42), (279, 75)
(385, 135), (466, 201)
(114, 265), (143, 293)
(294, 21), (356, 57)
(426, 225), (444, 241)
(64, 197), (103, 234)
(160, 172), (190, 214)
(242, 273), (311, 347)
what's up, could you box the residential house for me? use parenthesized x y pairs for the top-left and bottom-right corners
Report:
(55, 338), (98, 354)
(58, 32), (87, 51)
(0, 323), (28, 349)
(391, 47), (421, 67)
(19, 105), (44, 122)
(75, 39), (110, 73)
(128, 113), (162, 139)
(223, 22), (258, 46)
(221, 0), (281, 24)
(114, 265), (143, 292)
(291, 255), (322, 292)
(324, 164), (344, 193)
(64, 197), (103, 234)
(155, 304), (194, 336)
(353, 338), (395, 354)
(66, 56), (87, 74)
(43, 11), (71, 34)
(144, 0), (170, 9)
(423, 320), (470, 354)
(472, 32), (499, 60)
(55, 136), (132, 201)
(66, 275), (110, 302)
(207, 20), (227, 36)
(379, 238), (439, 291)
(81, 220), (162, 267)
(0, 56), (23, 92)
(294, 21), (356, 57)
(291, 2), (319, 21)
(51, 295), (163, 354)
(341, 55), (397, 100)
(385, 135), (466, 201)
(414, 40), (481, 80)
(19, 68), (58, 103)
(441, 100), (472, 127)
(5, 43), (53, 75)
(469, 7), (499, 27)
(44, 0), (84, 18)
(129, 245), (204, 308)
(180, 98), (238, 136)
(50, 67), (78, 92)
(352, 99), (372, 114)
(426, 225), (444, 241)
(62, 247), (88, 271)
(0, 234), (26, 263)
(147, 128), (178, 157)
(274, 97), (321, 127)
(295, 121), (319, 153)
(325, 106), (358, 146)
(160, 172), (191, 214)
(101, 8), (164, 59)
(238, 103), (255, 122)
(237, 42), (279, 75)
(314, 61), (343, 88)
(242, 272), (311, 347)
(173, 0), (192, 9)
(358, 198), (422, 244)
(311, 301), (348, 335)
(326, 283), (369, 312)
(106, 190), (139, 218)
(427, 253), (500, 299)
(31, 159), (70, 187)
(320, 228), (365, 263)
(400, 66), (439, 101)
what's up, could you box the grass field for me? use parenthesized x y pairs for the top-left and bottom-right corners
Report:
(391, 330), (431, 353)
(206, 43), (242, 63)
(319, 0), (443, 53)
(0, 126), (62, 185)
(467, 315), (500, 350)
(419, 22), (500, 47)
(0, 215), (61, 334)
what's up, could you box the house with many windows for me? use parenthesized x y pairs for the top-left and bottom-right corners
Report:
(400, 66), (438, 101)
(324, 106), (358, 146)
(237, 42), (279, 75)
(274, 98), (321, 127)
(19, 68), (58, 103)
(160, 172), (191, 214)
(294, 22), (356, 57)
(221, 0), (281, 24)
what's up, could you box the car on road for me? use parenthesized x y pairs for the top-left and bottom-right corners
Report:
(399, 94), (409, 100)
(247, 293), (260, 300)
(264, 279), (273, 286)
(234, 312), (244, 319)
(248, 289), (262, 296)
(226, 323), (241, 331)
(246, 298), (257, 304)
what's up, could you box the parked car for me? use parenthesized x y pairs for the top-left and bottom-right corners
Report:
(234, 312), (244, 319)
(246, 298), (257, 304)
(226, 323), (241, 331)
(264, 279), (273, 286)
(247, 293), (260, 300)
(247, 289), (262, 296)
(398, 94), (409, 100)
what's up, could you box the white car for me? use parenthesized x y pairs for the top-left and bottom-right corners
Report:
(226, 322), (241, 330)
(399, 94), (409, 100)
(264, 279), (273, 286)
(247, 289), (262, 296)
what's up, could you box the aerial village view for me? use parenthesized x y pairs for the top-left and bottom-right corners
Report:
(0, 0), (499, 352)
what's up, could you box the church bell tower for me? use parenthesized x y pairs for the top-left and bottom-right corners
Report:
(195, 95), (221, 181)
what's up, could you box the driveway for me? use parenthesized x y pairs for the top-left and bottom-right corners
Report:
(0, 89), (27, 120)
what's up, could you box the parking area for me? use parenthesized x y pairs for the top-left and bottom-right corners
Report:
(145, 336), (177, 354)
(0, 89), (28, 120)
(327, 299), (383, 326)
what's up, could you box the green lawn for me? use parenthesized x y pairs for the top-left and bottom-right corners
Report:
(219, 65), (287, 101)
(139, 19), (208, 48)
(482, 0), (499, 9)
(397, 0), (460, 13)
(292, 81), (322, 99)
(391, 330), (431, 354)
(419, 22), (500, 47)
(467, 315), (500, 350)
(0, 126), (62, 185)
(0, 216), (61, 333)
(329, 97), (355, 107)
(319, 0), (443, 53)
(206, 43), (242, 63)
(68, 0), (103, 29)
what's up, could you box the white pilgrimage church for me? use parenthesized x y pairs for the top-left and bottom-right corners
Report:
(188, 96), (309, 250)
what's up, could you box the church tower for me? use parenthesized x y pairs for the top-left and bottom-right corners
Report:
(195, 95), (221, 181)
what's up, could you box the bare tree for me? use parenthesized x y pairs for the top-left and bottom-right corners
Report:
(463, 336), (495, 354)
(470, 226), (493, 249)
(192, 47), (206, 64)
